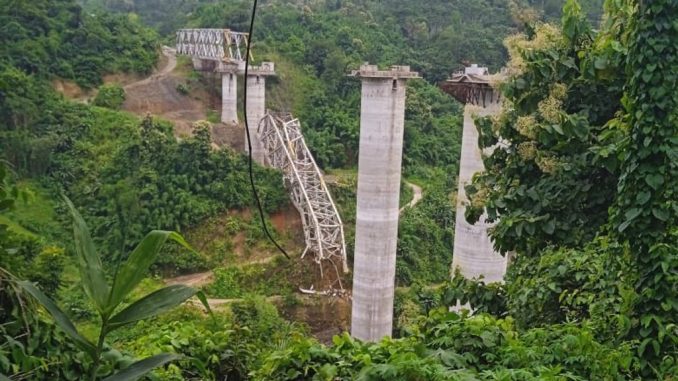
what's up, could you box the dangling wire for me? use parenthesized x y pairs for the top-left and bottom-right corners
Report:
(243, 0), (290, 259)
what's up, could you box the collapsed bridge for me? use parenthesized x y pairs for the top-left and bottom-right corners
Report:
(176, 29), (348, 284)
(260, 114), (348, 284)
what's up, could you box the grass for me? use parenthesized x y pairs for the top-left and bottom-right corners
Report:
(5, 181), (64, 240)
(0, 215), (36, 238)
(205, 255), (314, 299)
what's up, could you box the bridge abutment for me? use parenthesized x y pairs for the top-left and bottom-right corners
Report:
(350, 64), (419, 342)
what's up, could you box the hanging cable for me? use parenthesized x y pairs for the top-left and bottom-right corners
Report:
(243, 0), (291, 259)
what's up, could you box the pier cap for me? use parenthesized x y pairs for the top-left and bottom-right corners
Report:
(350, 63), (420, 79)
(244, 61), (276, 76)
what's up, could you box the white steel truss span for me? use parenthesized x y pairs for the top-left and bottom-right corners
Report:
(176, 28), (248, 62)
(260, 113), (349, 281)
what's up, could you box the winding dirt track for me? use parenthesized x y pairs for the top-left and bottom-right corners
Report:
(400, 181), (424, 213)
(124, 46), (178, 90)
(122, 46), (207, 136)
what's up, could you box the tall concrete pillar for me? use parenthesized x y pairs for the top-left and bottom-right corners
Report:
(350, 64), (419, 342)
(221, 71), (238, 125)
(244, 62), (275, 165)
(452, 99), (507, 283)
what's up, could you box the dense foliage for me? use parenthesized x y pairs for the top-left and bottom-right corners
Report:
(69, 118), (287, 259)
(256, 310), (634, 380)
(3, 0), (677, 380)
(0, 0), (157, 89)
(464, 0), (677, 376)
(16, 199), (208, 380)
(93, 84), (126, 110)
(465, 1), (625, 255)
(609, 0), (678, 374)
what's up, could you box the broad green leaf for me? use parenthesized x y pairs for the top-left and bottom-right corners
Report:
(541, 219), (556, 235)
(107, 285), (197, 331)
(644, 174), (664, 190)
(108, 230), (192, 314)
(194, 290), (213, 315)
(625, 208), (642, 221)
(17, 281), (96, 357)
(636, 191), (651, 205)
(594, 57), (607, 70)
(652, 207), (669, 221)
(0, 373), (10, 381)
(63, 196), (109, 313)
(102, 353), (182, 381)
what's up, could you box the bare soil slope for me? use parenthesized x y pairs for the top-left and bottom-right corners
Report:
(122, 47), (206, 137)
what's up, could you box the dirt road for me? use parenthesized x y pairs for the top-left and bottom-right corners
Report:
(122, 46), (208, 136)
(124, 46), (178, 90)
(400, 181), (424, 213)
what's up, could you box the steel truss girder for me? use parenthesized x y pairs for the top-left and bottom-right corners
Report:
(176, 28), (249, 62)
(260, 113), (349, 278)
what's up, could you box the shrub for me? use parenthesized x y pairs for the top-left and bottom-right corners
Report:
(505, 237), (636, 341)
(176, 83), (190, 95)
(93, 84), (126, 110)
(256, 310), (634, 380)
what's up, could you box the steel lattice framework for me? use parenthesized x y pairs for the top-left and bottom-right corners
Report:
(176, 28), (248, 62)
(260, 113), (349, 282)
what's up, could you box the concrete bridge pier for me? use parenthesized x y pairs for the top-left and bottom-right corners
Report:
(219, 63), (239, 125)
(452, 102), (506, 284)
(245, 62), (276, 165)
(349, 64), (419, 342)
(439, 65), (508, 288)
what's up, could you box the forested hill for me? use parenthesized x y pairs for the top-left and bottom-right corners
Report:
(0, 1), (157, 88)
(82, 0), (604, 80)
(1, 0), (676, 380)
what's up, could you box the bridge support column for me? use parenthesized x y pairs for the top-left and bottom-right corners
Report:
(221, 71), (238, 125)
(245, 75), (266, 164)
(244, 62), (276, 165)
(350, 64), (419, 342)
(452, 101), (507, 284)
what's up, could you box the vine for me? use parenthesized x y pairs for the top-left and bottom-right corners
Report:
(610, 0), (678, 374)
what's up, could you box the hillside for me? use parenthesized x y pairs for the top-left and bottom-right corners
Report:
(1, 0), (677, 380)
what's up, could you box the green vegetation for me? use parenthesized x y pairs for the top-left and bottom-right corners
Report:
(1, 0), (677, 380)
(609, 0), (678, 374)
(206, 256), (306, 299)
(17, 199), (209, 380)
(256, 312), (633, 380)
(0, 1), (158, 89)
(463, 0), (677, 376)
(93, 84), (126, 110)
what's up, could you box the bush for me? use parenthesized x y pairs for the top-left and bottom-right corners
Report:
(442, 270), (508, 317)
(256, 310), (634, 380)
(29, 245), (65, 297)
(206, 257), (297, 299)
(176, 83), (190, 95)
(93, 84), (126, 110)
(116, 299), (304, 381)
(505, 237), (636, 341)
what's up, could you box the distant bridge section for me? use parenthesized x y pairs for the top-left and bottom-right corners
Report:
(440, 64), (503, 107)
(176, 28), (249, 63)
